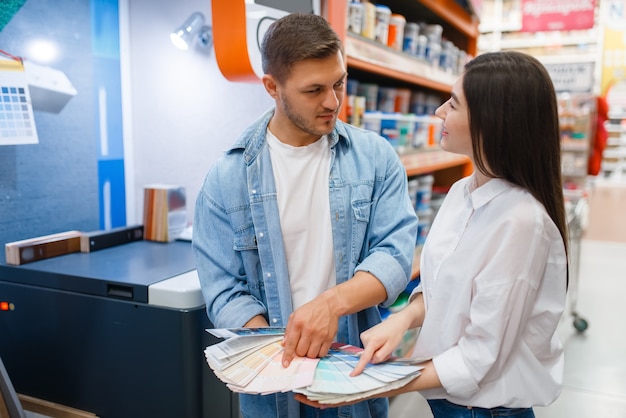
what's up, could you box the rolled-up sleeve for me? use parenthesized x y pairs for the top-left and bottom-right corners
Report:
(192, 170), (266, 328)
(355, 149), (418, 307)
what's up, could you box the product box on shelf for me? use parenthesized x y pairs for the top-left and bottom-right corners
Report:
(363, 112), (413, 153)
(416, 208), (433, 246)
(388, 14), (406, 51)
(414, 115), (443, 148)
(357, 82), (379, 112)
(407, 174), (435, 246)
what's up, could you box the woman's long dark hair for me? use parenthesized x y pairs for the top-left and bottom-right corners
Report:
(463, 51), (568, 280)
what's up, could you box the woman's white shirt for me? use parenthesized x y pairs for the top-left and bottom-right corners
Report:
(413, 174), (567, 408)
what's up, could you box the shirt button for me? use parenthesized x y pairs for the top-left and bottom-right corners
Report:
(259, 232), (264, 238)
(272, 318), (278, 323)
(266, 273), (272, 278)
(251, 189), (257, 194)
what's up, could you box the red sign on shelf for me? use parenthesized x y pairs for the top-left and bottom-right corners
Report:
(521, 0), (596, 32)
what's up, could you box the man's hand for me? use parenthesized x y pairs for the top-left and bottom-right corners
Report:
(281, 290), (340, 367)
(281, 271), (389, 367)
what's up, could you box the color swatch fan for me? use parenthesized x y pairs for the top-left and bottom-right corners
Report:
(204, 328), (424, 404)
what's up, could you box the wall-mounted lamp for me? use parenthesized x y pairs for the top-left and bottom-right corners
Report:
(170, 12), (212, 51)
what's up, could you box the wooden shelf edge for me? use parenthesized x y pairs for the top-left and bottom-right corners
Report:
(400, 149), (472, 177)
(346, 35), (456, 93)
(347, 56), (452, 93)
(417, 0), (479, 39)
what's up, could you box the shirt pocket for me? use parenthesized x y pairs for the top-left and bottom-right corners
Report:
(230, 204), (257, 251)
(232, 223), (263, 296)
(233, 224), (258, 251)
(350, 189), (374, 261)
(352, 198), (372, 222)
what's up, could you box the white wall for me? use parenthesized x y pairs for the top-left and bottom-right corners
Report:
(123, 0), (274, 224)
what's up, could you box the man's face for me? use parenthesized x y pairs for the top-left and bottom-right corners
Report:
(269, 51), (347, 145)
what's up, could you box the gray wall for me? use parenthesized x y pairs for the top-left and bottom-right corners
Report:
(125, 0), (273, 225)
(0, 0), (100, 263)
(0, 0), (274, 262)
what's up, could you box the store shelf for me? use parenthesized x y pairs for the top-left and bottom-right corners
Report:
(603, 148), (626, 159)
(477, 2), (600, 70)
(606, 124), (626, 134)
(329, 0), (480, 98)
(602, 111), (626, 177)
(325, 0), (477, 293)
(481, 31), (598, 50)
(535, 53), (597, 65)
(419, 0), (479, 39)
(479, 22), (522, 33)
(607, 136), (626, 147)
(561, 139), (591, 152)
(400, 148), (471, 177)
(346, 34), (456, 93)
(378, 0), (479, 42)
(327, 0), (476, 185)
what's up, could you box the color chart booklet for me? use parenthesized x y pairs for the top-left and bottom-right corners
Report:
(204, 328), (423, 404)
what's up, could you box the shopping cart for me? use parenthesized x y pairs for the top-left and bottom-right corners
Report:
(565, 190), (589, 332)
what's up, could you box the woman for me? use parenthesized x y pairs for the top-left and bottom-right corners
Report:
(298, 51), (569, 417)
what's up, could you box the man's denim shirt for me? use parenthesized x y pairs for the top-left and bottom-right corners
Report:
(192, 108), (418, 416)
(193, 111), (417, 336)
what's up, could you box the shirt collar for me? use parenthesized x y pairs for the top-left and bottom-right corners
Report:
(229, 107), (350, 165)
(464, 174), (511, 210)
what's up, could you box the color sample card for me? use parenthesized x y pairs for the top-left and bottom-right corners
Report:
(0, 59), (38, 145)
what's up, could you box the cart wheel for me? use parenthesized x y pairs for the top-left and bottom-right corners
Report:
(573, 315), (588, 333)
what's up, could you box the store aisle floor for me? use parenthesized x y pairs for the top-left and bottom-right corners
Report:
(583, 177), (626, 243)
(389, 179), (626, 417)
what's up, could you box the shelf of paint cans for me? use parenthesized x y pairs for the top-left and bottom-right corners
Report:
(408, 174), (434, 246)
(345, 33), (458, 92)
(361, 112), (443, 154)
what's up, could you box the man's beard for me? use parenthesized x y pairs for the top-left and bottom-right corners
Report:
(281, 93), (337, 138)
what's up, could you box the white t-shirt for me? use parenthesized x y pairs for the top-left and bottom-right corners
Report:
(266, 130), (336, 310)
(413, 174), (567, 408)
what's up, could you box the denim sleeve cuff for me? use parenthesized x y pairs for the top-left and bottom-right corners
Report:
(355, 251), (409, 308)
(433, 347), (480, 398)
(213, 295), (268, 329)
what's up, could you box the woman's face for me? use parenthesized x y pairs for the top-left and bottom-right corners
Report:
(435, 75), (473, 158)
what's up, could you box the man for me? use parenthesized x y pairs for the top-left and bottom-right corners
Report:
(193, 13), (418, 418)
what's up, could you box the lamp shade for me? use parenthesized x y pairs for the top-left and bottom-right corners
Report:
(170, 12), (206, 50)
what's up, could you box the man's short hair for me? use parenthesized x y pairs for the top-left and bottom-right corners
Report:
(261, 13), (343, 83)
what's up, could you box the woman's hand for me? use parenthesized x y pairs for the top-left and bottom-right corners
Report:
(351, 294), (425, 376)
(351, 309), (415, 376)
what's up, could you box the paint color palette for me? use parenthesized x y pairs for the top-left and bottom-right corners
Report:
(0, 59), (38, 145)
